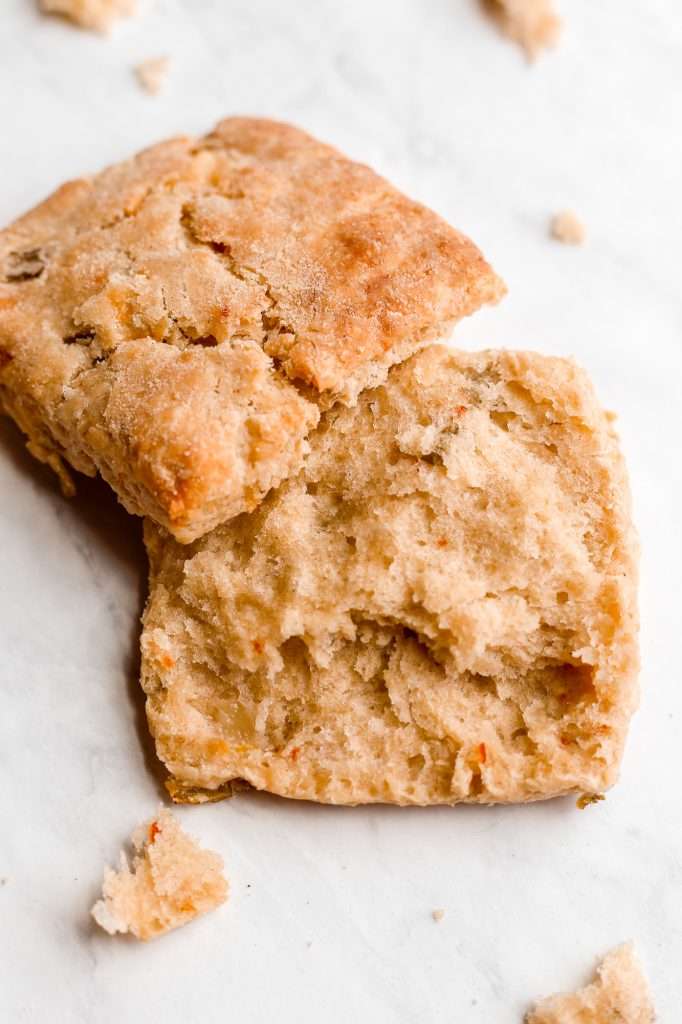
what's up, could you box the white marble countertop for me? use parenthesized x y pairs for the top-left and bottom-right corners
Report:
(1, 1), (680, 1020)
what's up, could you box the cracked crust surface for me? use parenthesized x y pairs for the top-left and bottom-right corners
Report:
(141, 345), (639, 806)
(40, 0), (136, 32)
(91, 810), (228, 941)
(0, 118), (504, 542)
(527, 944), (655, 1023)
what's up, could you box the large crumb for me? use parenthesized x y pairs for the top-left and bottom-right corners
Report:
(91, 810), (228, 940)
(527, 944), (655, 1023)
(551, 210), (586, 245)
(40, 0), (137, 32)
(135, 57), (170, 95)
(488, 0), (561, 60)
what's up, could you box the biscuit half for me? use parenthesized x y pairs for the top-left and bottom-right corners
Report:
(0, 118), (504, 541)
(141, 345), (639, 806)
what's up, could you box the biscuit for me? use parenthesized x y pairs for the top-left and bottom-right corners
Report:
(0, 118), (504, 542)
(140, 345), (639, 806)
(526, 944), (655, 1023)
(91, 809), (228, 940)
(40, 0), (136, 32)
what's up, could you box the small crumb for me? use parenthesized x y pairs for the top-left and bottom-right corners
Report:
(432, 908), (445, 922)
(576, 792), (605, 810)
(551, 210), (586, 246)
(134, 57), (171, 96)
(91, 809), (228, 941)
(486, 0), (561, 61)
(0, 877), (7, 886)
(306, 940), (313, 948)
(40, 0), (137, 33)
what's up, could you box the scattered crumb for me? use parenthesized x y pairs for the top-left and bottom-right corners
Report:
(306, 940), (313, 948)
(432, 908), (446, 922)
(526, 943), (655, 1023)
(0, 877), (7, 887)
(91, 809), (228, 941)
(485, 0), (561, 61)
(551, 210), (586, 245)
(40, 0), (137, 32)
(576, 792), (605, 810)
(134, 56), (171, 96)
(166, 778), (236, 803)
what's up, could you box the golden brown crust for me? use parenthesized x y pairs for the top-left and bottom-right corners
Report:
(526, 944), (655, 1023)
(140, 345), (639, 807)
(0, 118), (504, 542)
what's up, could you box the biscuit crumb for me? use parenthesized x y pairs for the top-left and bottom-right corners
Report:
(432, 909), (446, 922)
(487, 0), (561, 61)
(40, 0), (137, 32)
(551, 211), (586, 245)
(91, 810), (228, 940)
(135, 57), (171, 95)
(576, 792), (604, 810)
(526, 943), (655, 1023)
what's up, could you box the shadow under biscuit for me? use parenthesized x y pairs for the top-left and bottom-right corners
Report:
(0, 415), (168, 800)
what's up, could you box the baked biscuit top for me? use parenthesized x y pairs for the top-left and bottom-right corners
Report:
(0, 118), (504, 541)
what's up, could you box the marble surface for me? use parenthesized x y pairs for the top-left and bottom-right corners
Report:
(1, 1), (680, 1020)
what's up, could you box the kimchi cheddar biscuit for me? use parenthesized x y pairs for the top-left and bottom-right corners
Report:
(0, 118), (504, 542)
(91, 810), (228, 940)
(141, 346), (639, 806)
(527, 944), (655, 1023)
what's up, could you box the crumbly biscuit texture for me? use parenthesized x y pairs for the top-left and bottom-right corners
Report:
(141, 345), (638, 806)
(91, 810), (228, 940)
(0, 117), (504, 541)
(40, 0), (136, 32)
(490, 0), (561, 60)
(551, 210), (586, 246)
(527, 944), (655, 1023)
